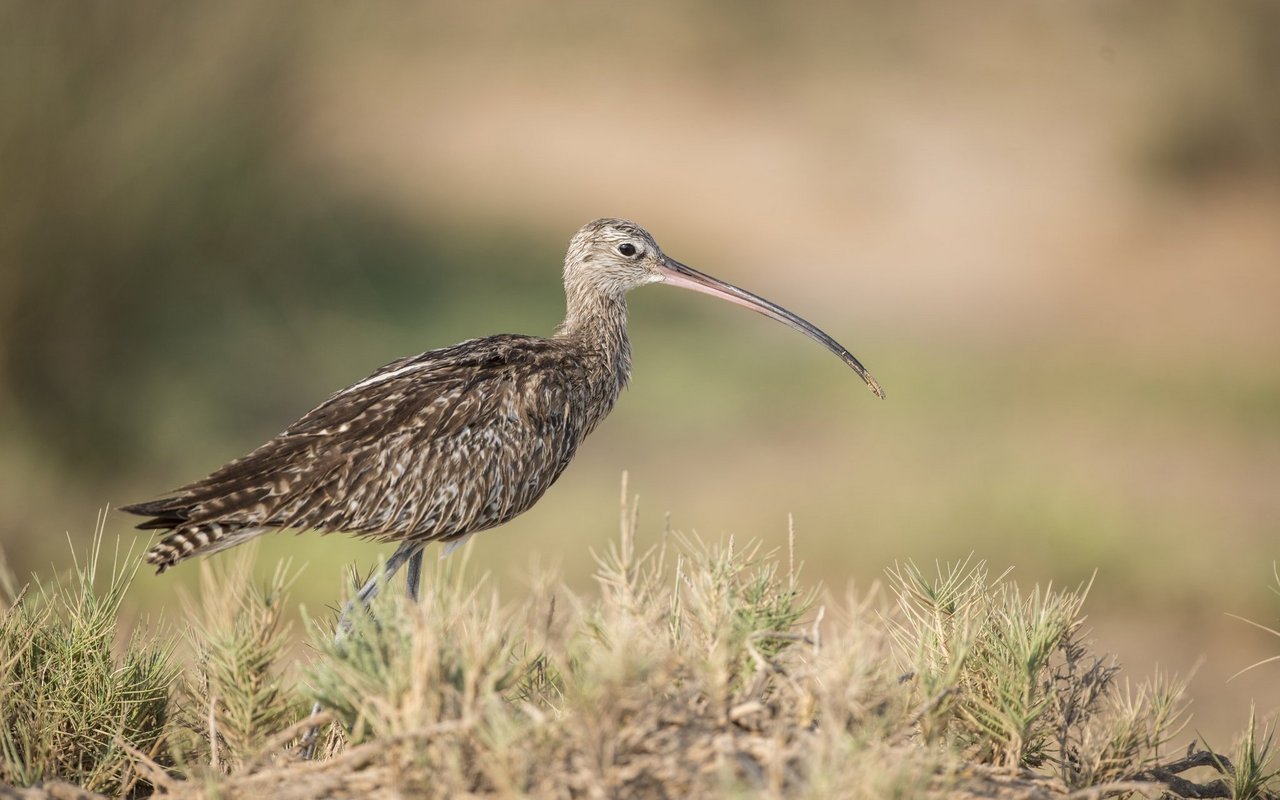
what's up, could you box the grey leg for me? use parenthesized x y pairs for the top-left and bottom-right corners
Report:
(406, 547), (424, 602)
(302, 541), (425, 757)
(332, 540), (423, 641)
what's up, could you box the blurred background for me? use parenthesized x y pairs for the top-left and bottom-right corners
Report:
(2, 1), (1277, 744)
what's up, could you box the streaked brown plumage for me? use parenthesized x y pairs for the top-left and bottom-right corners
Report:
(123, 218), (883, 589)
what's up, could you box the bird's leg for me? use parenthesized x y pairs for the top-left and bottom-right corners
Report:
(302, 540), (425, 758)
(405, 547), (424, 602)
(334, 540), (423, 641)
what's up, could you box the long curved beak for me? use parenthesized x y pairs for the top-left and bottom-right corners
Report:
(657, 256), (885, 399)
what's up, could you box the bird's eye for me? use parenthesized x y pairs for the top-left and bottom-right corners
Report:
(617, 243), (637, 257)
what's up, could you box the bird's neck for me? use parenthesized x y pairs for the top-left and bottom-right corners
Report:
(555, 291), (633, 394)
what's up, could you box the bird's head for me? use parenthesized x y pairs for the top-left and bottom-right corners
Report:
(562, 217), (885, 398)
(564, 218), (667, 297)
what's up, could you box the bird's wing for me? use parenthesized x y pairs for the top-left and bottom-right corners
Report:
(123, 336), (586, 541)
(122, 349), (451, 524)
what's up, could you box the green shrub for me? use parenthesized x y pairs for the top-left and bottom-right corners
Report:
(0, 516), (176, 796)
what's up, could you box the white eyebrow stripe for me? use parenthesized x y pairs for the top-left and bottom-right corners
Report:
(340, 360), (433, 394)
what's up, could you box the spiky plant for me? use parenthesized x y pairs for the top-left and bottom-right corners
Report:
(0, 515), (176, 796)
(167, 547), (305, 773)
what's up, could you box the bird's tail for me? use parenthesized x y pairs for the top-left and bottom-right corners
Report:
(144, 522), (267, 573)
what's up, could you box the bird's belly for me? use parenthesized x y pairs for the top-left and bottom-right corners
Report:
(353, 420), (579, 543)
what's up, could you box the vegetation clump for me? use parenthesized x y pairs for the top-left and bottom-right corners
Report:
(1, 500), (1276, 799)
(0, 516), (175, 797)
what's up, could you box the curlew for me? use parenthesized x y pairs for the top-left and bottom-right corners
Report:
(123, 218), (883, 608)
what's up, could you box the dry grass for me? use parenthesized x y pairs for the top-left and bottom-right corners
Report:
(2, 491), (1277, 800)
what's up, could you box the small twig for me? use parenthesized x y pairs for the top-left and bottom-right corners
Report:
(728, 701), (766, 724)
(1064, 780), (1168, 799)
(749, 630), (815, 648)
(1122, 750), (1236, 799)
(746, 630), (815, 706)
(1139, 773), (1229, 798)
(1137, 749), (1233, 776)
(182, 719), (477, 797)
(787, 514), (796, 587)
(745, 637), (770, 674)
(809, 605), (824, 654)
(2, 582), (29, 613)
(208, 693), (219, 769)
(244, 711), (335, 772)
(118, 740), (179, 794)
(544, 592), (557, 639)
(119, 731), (169, 798)
(322, 719), (474, 771)
(745, 631), (814, 676)
(892, 687), (955, 742)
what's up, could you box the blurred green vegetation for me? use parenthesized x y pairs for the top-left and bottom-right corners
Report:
(1, 0), (1277, 749)
(0, 4), (558, 479)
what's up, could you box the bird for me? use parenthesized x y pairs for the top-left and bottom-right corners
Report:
(122, 218), (883, 609)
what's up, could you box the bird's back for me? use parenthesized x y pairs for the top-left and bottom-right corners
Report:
(124, 334), (616, 570)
